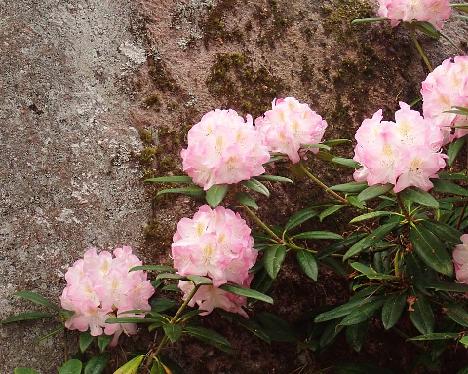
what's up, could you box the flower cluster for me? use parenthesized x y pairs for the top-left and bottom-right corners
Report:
(255, 97), (328, 163)
(181, 109), (270, 190)
(421, 55), (468, 143)
(172, 205), (257, 316)
(377, 0), (451, 29)
(60, 247), (154, 346)
(453, 235), (468, 284)
(353, 102), (446, 192)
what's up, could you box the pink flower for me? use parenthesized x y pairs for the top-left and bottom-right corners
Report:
(172, 205), (257, 287)
(353, 102), (446, 192)
(453, 234), (468, 284)
(181, 109), (270, 190)
(60, 246), (154, 346)
(377, 0), (451, 29)
(255, 97), (328, 163)
(421, 56), (468, 143)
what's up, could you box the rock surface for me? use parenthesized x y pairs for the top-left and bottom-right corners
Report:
(0, 0), (149, 372)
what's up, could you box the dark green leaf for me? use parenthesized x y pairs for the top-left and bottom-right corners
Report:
(205, 184), (228, 207)
(250, 269), (273, 295)
(242, 179), (270, 197)
(1, 311), (53, 324)
(256, 175), (293, 183)
(318, 233), (367, 259)
(340, 299), (385, 325)
(163, 323), (182, 343)
(184, 326), (232, 353)
(438, 171), (468, 181)
(408, 332), (458, 341)
(425, 281), (468, 293)
(105, 317), (156, 324)
(15, 291), (58, 310)
(330, 181), (368, 193)
(235, 192), (258, 210)
(445, 304), (468, 327)
(381, 293), (407, 330)
(186, 275), (213, 286)
(284, 207), (318, 232)
(414, 21), (441, 39)
(410, 294), (434, 335)
(421, 221), (462, 244)
(357, 184), (393, 202)
(156, 187), (204, 199)
(97, 335), (112, 352)
(263, 244), (286, 279)
(460, 336), (468, 349)
(409, 225), (453, 276)
(150, 360), (165, 374)
(151, 298), (177, 313)
(129, 265), (174, 273)
(145, 176), (193, 184)
(320, 320), (344, 348)
(347, 196), (366, 209)
(161, 284), (180, 292)
(293, 231), (342, 240)
(350, 211), (399, 223)
(448, 137), (466, 166)
(114, 355), (144, 374)
(400, 188), (439, 208)
(255, 312), (296, 342)
(296, 250), (318, 281)
(148, 321), (164, 332)
(79, 332), (94, 353)
(323, 138), (351, 146)
(332, 157), (360, 169)
(303, 143), (331, 151)
(315, 297), (377, 323)
(351, 17), (386, 24)
(319, 205), (345, 222)
(432, 179), (468, 197)
(156, 273), (184, 281)
(220, 283), (273, 304)
(14, 369), (40, 374)
(84, 355), (108, 374)
(59, 359), (83, 374)
(350, 262), (398, 281)
(346, 322), (368, 352)
(235, 318), (271, 343)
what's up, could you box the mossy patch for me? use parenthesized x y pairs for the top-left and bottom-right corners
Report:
(206, 52), (287, 116)
(148, 55), (178, 92)
(254, 0), (292, 47)
(142, 93), (162, 110)
(201, 0), (244, 46)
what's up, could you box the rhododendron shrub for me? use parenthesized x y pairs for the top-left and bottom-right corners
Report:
(255, 97), (328, 163)
(421, 56), (468, 142)
(353, 102), (446, 192)
(453, 234), (468, 284)
(60, 246), (154, 345)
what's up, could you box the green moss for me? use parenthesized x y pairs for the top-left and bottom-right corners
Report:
(254, 0), (291, 47)
(138, 128), (155, 146)
(201, 0), (243, 46)
(322, 0), (372, 40)
(206, 52), (287, 116)
(148, 56), (178, 92)
(142, 93), (162, 110)
(139, 146), (158, 165)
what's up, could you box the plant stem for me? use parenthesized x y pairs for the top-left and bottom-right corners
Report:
(299, 163), (348, 204)
(396, 193), (412, 223)
(242, 205), (283, 243)
(410, 26), (433, 71)
(394, 248), (401, 278)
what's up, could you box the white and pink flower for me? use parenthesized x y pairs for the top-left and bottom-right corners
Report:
(453, 234), (468, 284)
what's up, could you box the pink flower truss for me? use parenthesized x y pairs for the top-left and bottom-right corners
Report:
(453, 234), (468, 284)
(377, 0), (451, 29)
(255, 97), (328, 163)
(60, 246), (154, 346)
(421, 56), (468, 143)
(353, 102), (446, 192)
(172, 205), (257, 287)
(181, 109), (270, 190)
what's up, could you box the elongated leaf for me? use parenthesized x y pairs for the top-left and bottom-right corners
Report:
(163, 323), (182, 343)
(296, 250), (318, 281)
(186, 275), (213, 286)
(255, 312), (296, 342)
(235, 318), (271, 343)
(320, 320), (344, 348)
(145, 176), (193, 184)
(220, 283), (273, 304)
(97, 335), (112, 352)
(400, 188), (439, 208)
(263, 245), (286, 279)
(460, 336), (468, 349)
(59, 359), (83, 374)
(421, 221), (462, 244)
(330, 181), (368, 193)
(15, 291), (58, 310)
(130, 265), (174, 273)
(256, 175), (293, 183)
(114, 355), (144, 374)
(79, 332), (94, 353)
(318, 233), (367, 259)
(14, 369), (40, 374)
(343, 221), (400, 261)
(323, 138), (351, 146)
(84, 355), (108, 374)
(243, 179), (270, 197)
(432, 179), (468, 197)
(303, 143), (331, 151)
(319, 205), (345, 222)
(156, 187), (204, 198)
(448, 137), (466, 166)
(408, 332), (458, 341)
(410, 294), (434, 335)
(346, 322), (368, 352)
(235, 192), (258, 210)
(381, 293), (407, 330)
(284, 207), (318, 233)
(414, 21), (441, 39)
(340, 299), (385, 325)
(357, 184), (393, 202)
(451, 4), (468, 13)
(445, 304), (468, 327)
(184, 326), (232, 353)
(409, 225), (453, 276)
(315, 297), (377, 323)
(151, 298), (177, 312)
(350, 262), (398, 281)
(293, 231), (342, 240)
(350, 211), (399, 224)
(425, 281), (468, 293)
(351, 17), (386, 24)
(1, 311), (52, 324)
(347, 196), (366, 209)
(205, 184), (228, 207)
(156, 273), (184, 281)
(105, 317), (155, 324)
(332, 157), (360, 169)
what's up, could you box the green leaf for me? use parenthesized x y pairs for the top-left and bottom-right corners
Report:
(255, 312), (296, 342)
(323, 138), (351, 146)
(184, 326), (232, 353)
(332, 157), (360, 169)
(15, 291), (58, 310)
(330, 181), (368, 193)
(293, 231), (342, 240)
(148, 321), (164, 332)
(256, 175), (293, 183)
(129, 265), (174, 273)
(156, 273), (184, 281)
(235, 192), (258, 210)
(150, 360), (165, 374)
(205, 184), (228, 207)
(1, 311), (53, 324)
(414, 21), (441, 39)
(220, 283), (273, 304)
(79, 332), (94, 353)
(319, 205), (345, 222)
(156, 187), (204, 199)
(114, 355), (144, 374)
(400, 188), (439, 208)
(357, 184), (393, 202)
(151, 298), (177, 312)
(320, 320), (344, 348)
(263, 244), (287, 279)
(163, 323), (182, 343)
(145, 176), (193, 184)
(350, 262), (398, 281)
(408, 332), (458, 341)
(448, 137), (466, 166)
(14, 369), (40, 374)
(432, 179), (468, 197)
(296, 250), (318, 281)
(451, 4), (468, 13)
(284, 207), (318, 232)
(303, 143), (331, 151)
(340, 299), (385, 325)
(59, 359), (83, 374)
(343, 221), (400, 261)
(161, 284), (179, 292)
(349, 211), (399, 224)
(421, 221), (462, 244)
(347, 196), (366, 209)
(409, 225), (453, 276)
(460, 336), (468, 348)
(105, 317), (157, 324)
(381, 293), (407, 330)
(425, 281), (468, 293)
(97, 335), (112, 352)
(410, 294), (434, 335)
(346, 322), (368, 352)
(235, 318), (271, 343)
(186, 275), (213, 286)
(84, 355), (108, 374)
(315, 297), (377, 323)
(445, 304), (468, 327)
(242, 178), (270, 197)
(351, 17), (386, 24)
